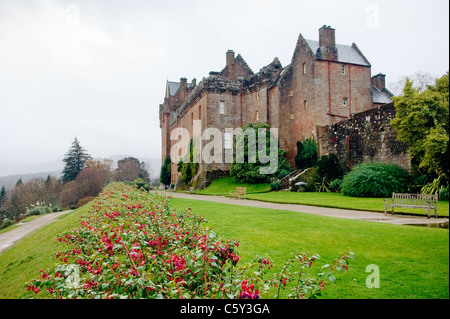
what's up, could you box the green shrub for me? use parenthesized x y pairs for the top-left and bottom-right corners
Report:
(26, 206), (52, 216)
(295, 138), (318, 169)
(277, 169), (290, 179)
(133, 178), (150, 191)
(341, 162), (410, 198)
(315, 153), (344, 182)
(0, 218), (12, 230)
(329, 178), (342, 193)
(270, 180), (281, 191)
(438, 185), (449, 201)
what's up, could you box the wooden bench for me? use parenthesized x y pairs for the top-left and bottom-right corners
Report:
(384, 193), (438, 218)
(230, 187), (246, 199)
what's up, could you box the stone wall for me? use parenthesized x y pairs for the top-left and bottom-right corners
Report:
(316, 103), (411, 171)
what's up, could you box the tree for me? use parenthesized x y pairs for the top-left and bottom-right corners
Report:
(0, 186), (6, 207)
(85, 158), (114, 183)
(177, 140), (199, 186)
(62, 138), (92, 183)
(76, 167), (107, 198)
(114, 157), (149, 183)
(391, 72), (449, 185)
(295, 138), (318, 170)
(230, 123), (291, 183)
(160, 157), (172, 186)
(389, 71), (435, 96)
(59, 181), (80, 209)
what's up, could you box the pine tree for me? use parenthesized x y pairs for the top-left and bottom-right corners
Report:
(62, 137), (92, 183)
(0, 186), (6, 207)
(160, 157), (172, 186)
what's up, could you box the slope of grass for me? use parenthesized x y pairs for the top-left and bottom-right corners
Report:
(0, 205), (91, 298)
(246, 192), (449, 217)
(195, 177), (271, 196)
(168, 197), (449, 299)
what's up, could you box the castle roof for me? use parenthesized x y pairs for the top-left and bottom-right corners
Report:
(372, 86), (393, 104)
(165, 80), (194, 97)
(305, 39), (371, 67)
(166, 81), (181, 96)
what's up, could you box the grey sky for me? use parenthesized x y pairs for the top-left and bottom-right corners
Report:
(0, 0), (448, 176)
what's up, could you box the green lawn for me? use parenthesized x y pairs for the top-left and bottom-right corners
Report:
(168, 197), (449, 299)
(195, 177), (271, 196)
(0, 205), (91, 299)
(246, 192), (449, 217)
(0, 194), (448, 299)
(195, 177), (449, 217)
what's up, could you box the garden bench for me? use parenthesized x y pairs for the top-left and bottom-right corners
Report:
(230, 187), (246, 199)
(384, 193), (438, 218)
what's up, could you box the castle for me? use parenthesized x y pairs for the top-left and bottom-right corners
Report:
(159, 26), (394, 188)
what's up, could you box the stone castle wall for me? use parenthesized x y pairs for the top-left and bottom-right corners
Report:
(316, 102), (411, 171)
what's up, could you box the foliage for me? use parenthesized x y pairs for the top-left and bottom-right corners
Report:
(391, 72), (449, 184)
(177, 141), (199, 186)
(133, 178), (150, 192)
(62, 138), (92, 184)
(2, 177), (63, 221)
(115, 157), (149, 184)
(0, 186), (6, 207)
(277, 169), (290, 180)
(59, 181), (80, 209)
(295, 138), (318, 170)
(315, 154), (344, 183)
(76, 197), (96, 208)
(421, 175), (449, 201)
(160, 157), (171, 186)
(270, 180), (281, 191)
(329, 179), (342, 193)
(26, 204), (52, 216)
(341, 162), (410, 198)
(26, 183), (352, 299)
(230, 123), (291, 184)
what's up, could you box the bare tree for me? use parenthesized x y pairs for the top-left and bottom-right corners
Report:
(389, 71), (435, 96)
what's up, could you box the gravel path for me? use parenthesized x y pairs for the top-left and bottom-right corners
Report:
(154, 191), (448, 227)
(0, 210), (72, 254)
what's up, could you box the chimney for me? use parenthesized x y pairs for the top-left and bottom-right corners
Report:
(191, 78), (196, 87)
(180, 77), (187, 89)
(371, 73), (386, 90)
(319, 25), (335, 48)
(226, 50), (235, 69)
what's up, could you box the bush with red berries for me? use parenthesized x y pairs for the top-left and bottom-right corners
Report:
(26, 183), (353, 299)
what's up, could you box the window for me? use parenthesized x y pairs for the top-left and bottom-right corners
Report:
(341, 64), (346, 75)
(304, 100), (308, 110)
(224, 132), (232, 149)
(303, 62), (306, 74)
(191, 112), (193, 125)
(219, 101), (225, 115)
(256, 91), (260, 100)
(199, 105), (201, 119)
(289, 113), (294, 120)
(256, 110), (259, 121)
(288, 89), (294, 96)
(343, 98), (348, 107)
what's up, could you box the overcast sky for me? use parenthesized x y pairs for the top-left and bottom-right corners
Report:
(0, 0), (448, 176)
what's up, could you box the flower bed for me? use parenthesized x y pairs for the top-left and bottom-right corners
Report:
(26, 182), (352, 299)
